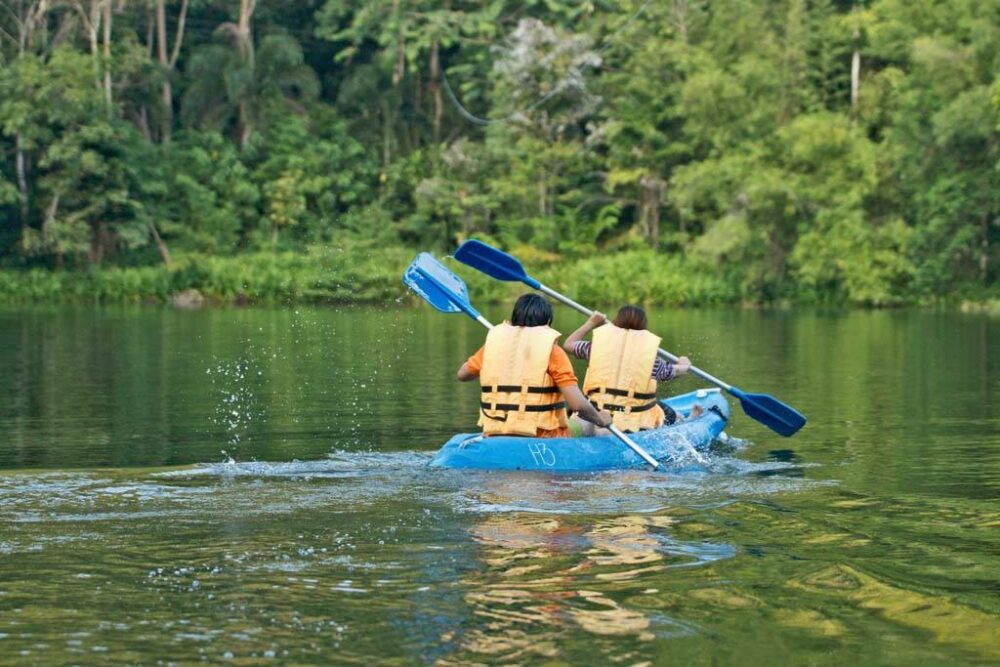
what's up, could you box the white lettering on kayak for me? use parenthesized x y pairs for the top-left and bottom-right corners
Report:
(527, 442), (556, 467)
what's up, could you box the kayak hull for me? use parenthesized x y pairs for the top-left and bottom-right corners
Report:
(428, 389), (730, 472)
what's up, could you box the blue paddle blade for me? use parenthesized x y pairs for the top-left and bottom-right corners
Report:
(403, 253), (481, 320)
(730, 388), (807, 437)
(454, 240), (541, 289)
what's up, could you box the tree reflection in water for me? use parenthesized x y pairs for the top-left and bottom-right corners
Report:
(438, 480), (730, 664)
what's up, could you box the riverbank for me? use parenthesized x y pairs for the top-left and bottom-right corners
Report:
(0, 244), (994, 309)
(0, 245), (741, 307)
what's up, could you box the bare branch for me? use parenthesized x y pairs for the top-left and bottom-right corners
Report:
(0, 2), (26, 28)
(0, 24), (17, 44)
(167, 0), (187, 68)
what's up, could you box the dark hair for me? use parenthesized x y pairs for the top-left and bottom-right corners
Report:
(613, 304), (648, 330)
(510, 294), (553, 327)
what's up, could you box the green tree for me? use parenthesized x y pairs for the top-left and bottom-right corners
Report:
(246, 108), (377, 245)
(866, 0), (1000, 292)
(598, 0), (706, 249)
(181, 31), (319, 147)
(482, 18), (603, 252)
(155, 131), (259, 252)
(0, 48), (155, 265)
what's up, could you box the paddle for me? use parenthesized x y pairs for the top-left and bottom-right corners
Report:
(453, 240), (807, 437)
(403, 252), (663, 470)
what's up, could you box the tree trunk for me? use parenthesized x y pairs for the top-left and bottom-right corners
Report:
(429, 0), (449, 144)
(429, 37), (442, 144)
(238, 100), (251, 148)
(640, 174), (664, 248)
(137, 105), (152, 140)
(237, 0), (255, 64)
(102, 0), (112, 110)
(391, 0), (403, 85)
(89, 220), (110, 264)
(156, 0), (172, 142)
(86, 0), (101, 93)
(146, 4), (155, 57)
(15, 1), (50, 57)
(168, 0), (189, 68)
(236, 0), (256, 147)
(43, 193), (60, 246)
(15, 133), (29, 253)
(150, 221), (172, 265)
(89, 223), (101, 264)
(850, 40), (860, 115)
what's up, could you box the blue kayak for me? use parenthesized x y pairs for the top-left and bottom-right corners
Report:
(429, 389), (730, 472)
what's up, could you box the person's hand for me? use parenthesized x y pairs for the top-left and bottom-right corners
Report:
(674, 356), (692, 375)
(586, 311), (606, 328)
(598, 410), (613, 428)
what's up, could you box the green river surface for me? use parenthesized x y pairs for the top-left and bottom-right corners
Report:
(0, 305), (997, 665)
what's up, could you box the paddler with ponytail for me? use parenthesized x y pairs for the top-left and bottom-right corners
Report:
(564, 305), (696, 435)
(456, 294), (612, 438)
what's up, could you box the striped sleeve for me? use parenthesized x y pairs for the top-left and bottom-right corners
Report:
(569, 340), (592, 360)
(652, 358), (676, 381)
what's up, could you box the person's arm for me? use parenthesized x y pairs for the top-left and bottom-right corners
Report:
(672, 355), (691, 376)
(457, 346), (484, 382)
(560, 384), (612, 427)
(652, 355), (691, 381)
(562, 311), (606, 353)
(547, 345), (610, 427)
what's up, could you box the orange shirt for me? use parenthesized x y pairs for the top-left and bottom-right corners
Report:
(465, 344), (576, 437)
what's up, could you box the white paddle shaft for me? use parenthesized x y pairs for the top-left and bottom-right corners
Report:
(608, 425), (661, 468)
(538, 285), (733, 392)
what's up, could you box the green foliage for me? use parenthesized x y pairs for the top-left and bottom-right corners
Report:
(181, 32), (319, 146)
(539, 251), (739, 307)
(0, 0), (996, 305)
(157, 131), (259, 252)
(0, 241), (413, 304)
(246, 109), (377, 245)
(0, 48), (155, 263)
(0, 245), (739, 307)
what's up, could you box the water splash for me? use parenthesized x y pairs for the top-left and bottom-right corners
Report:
(206, 356), (267, 458)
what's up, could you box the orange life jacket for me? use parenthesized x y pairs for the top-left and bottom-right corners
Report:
(478, 322), (568, 436)
(582, 323), (665, 433)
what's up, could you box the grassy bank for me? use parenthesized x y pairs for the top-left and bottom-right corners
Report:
(0, 244), (743, 307)
(0, 245), (993, 309)
(0, 244), (414, 305)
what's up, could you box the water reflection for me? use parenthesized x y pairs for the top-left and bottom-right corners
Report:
(442, 478), (735, 664)
(789, 564), (1000, 660)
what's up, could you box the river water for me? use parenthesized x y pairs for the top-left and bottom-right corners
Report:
(0, 306), (996, 665)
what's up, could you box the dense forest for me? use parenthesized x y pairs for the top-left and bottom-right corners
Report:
(0, 0), (997, 306)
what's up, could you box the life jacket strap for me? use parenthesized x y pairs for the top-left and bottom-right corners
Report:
(481, 385), (560, 394)
(480, 401), (568, 422)
(590, 400), (659, 413)
(586, 387), (657, 400)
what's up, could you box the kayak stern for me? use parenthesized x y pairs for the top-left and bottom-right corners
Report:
(428, 389), (730, 472)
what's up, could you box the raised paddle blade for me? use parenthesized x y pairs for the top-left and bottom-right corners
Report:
(403, 253), (482, 320)
(730, 388), (807, 437)
(455, 240), (808, 439)
(454, 240), (541, 289)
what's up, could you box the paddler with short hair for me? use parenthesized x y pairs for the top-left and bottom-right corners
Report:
(563, 304), (695, 435)
(456, 294), (612, 437)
